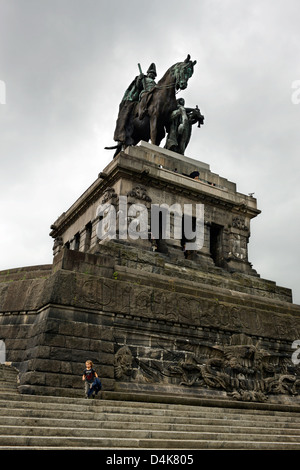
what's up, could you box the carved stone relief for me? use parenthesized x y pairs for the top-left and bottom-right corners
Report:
(232, 216), (248, 231)
(76, 277), (300, 340)
(229, 233), (248, 260)
(102, 187), (117, 204)
(114, 334), (300, 402)
(114, 346), (133, 379)
(127, 185), (152, 202)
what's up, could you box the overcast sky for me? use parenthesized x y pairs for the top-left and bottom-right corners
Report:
(1, 0), (300, 304)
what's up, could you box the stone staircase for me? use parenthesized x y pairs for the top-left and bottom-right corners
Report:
(0, 389), (300, 450)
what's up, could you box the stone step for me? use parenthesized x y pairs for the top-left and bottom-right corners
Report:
(0, 417), (300, 436)
(1, 407), (300, 432)
(2, 390), (300, 415)
(0, 384), (19, 390)
(1, 415), (300, 435)
(1, 398), (300, 428)
(1, 392), (300, 450)
(1, 424), (300, 443)
(0, 435), (300, 450)
(1, 406), (300, 434)
(1, 395), (300, 420)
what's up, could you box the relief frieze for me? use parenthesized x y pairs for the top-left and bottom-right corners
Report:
(75, 275), (300, 340)
(114, 334), (300, 403)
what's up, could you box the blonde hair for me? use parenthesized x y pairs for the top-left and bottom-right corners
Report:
(86, 360), (93, 366)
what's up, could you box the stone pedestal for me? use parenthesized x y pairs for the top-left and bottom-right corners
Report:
(51, 142), (261, 276)
(0, 143), (300, 403)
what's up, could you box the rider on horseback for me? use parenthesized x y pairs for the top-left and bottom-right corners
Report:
(106, 55), (198, 156)
(113, 63), (157, 146)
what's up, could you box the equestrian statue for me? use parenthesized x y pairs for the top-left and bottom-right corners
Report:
(105, 55), (204, 157)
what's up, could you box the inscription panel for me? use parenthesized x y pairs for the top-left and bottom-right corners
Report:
(72, 274), (300, 341)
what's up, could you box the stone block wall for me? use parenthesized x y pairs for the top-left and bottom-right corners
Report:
(1, 246), (299, 403)
(1, 144), (299, 404)
(15, 306), (115, 396)
(50, 142), (261, 277)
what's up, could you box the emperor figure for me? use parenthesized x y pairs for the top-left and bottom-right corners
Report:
(113, 63), (157, 145)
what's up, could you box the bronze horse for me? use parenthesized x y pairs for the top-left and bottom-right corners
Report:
(106, 55), (197, 156)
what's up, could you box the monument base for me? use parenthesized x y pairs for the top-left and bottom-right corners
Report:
(0, 143), (299, 405)
(0, 242), (299, 403)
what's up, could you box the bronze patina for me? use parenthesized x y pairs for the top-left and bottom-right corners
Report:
(106, 55), (203, 156)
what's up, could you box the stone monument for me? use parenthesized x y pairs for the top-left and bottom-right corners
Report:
(0, 56), (300, 404)
(105, 55), (203, 157)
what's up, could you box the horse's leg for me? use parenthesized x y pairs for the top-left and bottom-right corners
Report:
(132, 115), (150, 144)
(150, 115), (165, 146)
(149, 115), (157, 145)
(151, 123), (165, 147)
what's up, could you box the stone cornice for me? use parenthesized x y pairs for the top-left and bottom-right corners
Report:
(50, 146), (261, 239)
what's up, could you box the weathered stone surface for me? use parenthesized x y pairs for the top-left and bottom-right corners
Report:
(50, 142), (261, 277)
(1, 392), (300, 450)
(0, 144), (299, 404)
(0, 246), (299, 401)
(0, 363), (19, 392)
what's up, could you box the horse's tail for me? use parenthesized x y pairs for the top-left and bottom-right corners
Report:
(104, 145), (119, 150)
(104, 143), (123, 158)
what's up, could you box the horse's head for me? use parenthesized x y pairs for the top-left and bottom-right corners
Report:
(173, 54), (197, 90)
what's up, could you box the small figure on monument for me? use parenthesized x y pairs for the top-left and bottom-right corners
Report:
(113, 63), (157, 146)
(82, 360), (102, 399)
(165, 98), (204, 155)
